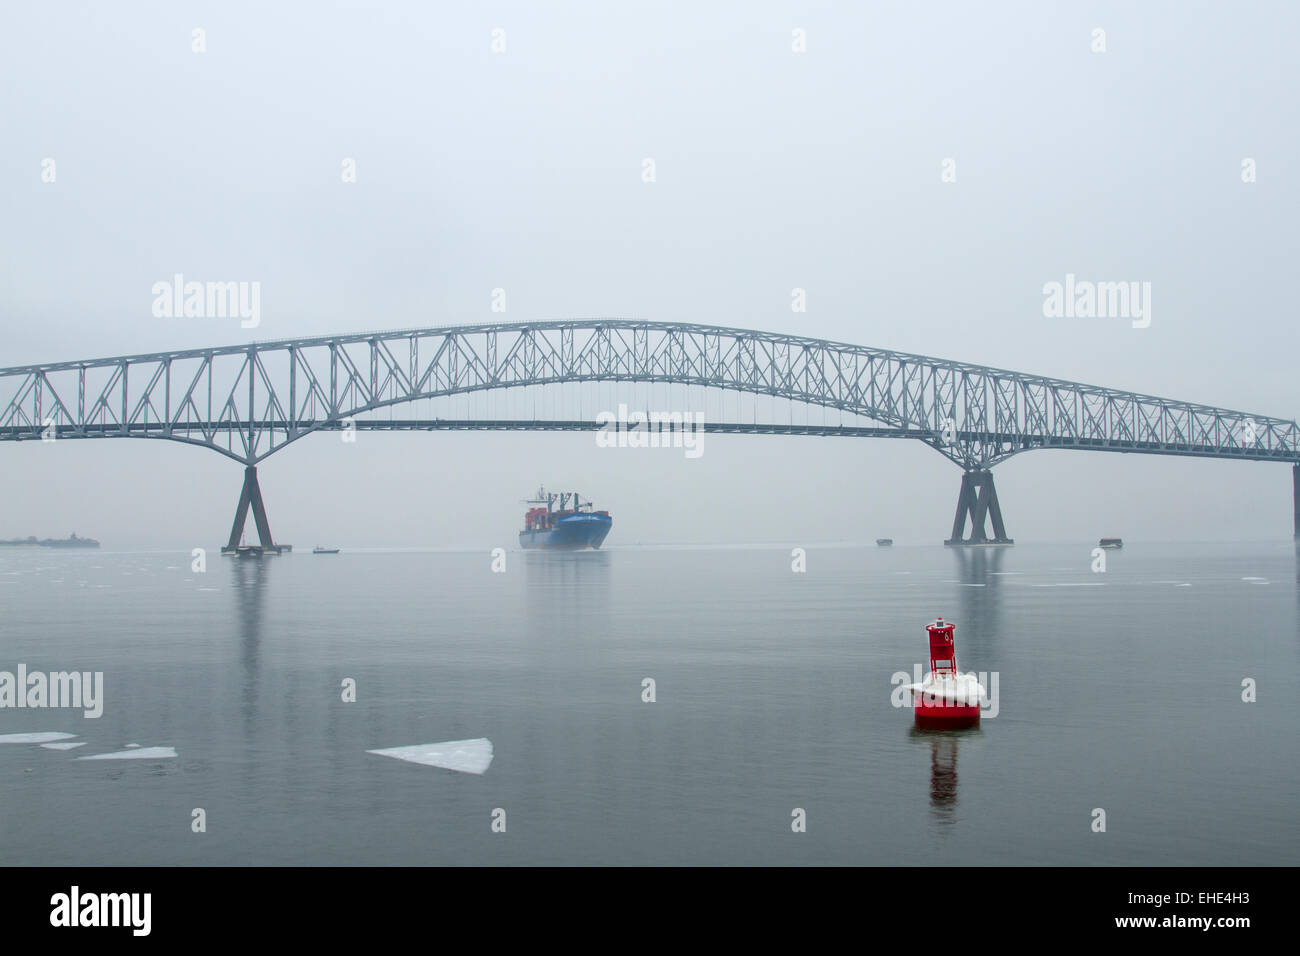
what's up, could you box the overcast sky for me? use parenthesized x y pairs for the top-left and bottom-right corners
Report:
(2, 1), (1297, 549)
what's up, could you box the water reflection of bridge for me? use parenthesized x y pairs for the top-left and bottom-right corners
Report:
(950, 546), (1005, 662)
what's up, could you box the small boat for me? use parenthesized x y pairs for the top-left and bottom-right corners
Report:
(312, 546), (340, 554)
(1098, 538), (1123, 550)
(876, 538), (893, 547)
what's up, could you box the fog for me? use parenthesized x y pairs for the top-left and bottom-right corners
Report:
(2, 1), (1296, 549)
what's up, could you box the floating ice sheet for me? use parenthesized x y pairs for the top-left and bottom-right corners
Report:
(42, 741), (87, 750)
(78, 746), (177, 760)
(0, 732), (78, 744)
(367, 738), (494, 775)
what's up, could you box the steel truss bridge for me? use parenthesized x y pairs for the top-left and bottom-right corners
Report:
(1, 320), (1296, 549)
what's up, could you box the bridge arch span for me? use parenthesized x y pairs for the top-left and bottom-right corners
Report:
(2, 320), (1296, 547)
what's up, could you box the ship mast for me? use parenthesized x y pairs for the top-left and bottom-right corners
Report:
(525, 487), (594, 514)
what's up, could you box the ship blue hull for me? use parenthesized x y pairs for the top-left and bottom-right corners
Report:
(519, 513), (612, 550)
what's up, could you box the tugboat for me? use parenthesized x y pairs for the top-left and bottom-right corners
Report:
(312, 546), (340, 554)
(902, 617), (984, 729)
(1098, 537), (1123, 550)
(519, 487), (612, 550)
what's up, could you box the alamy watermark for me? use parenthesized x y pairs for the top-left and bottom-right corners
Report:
(596, 404), (704, 459)
(1042, 273), (1151, 328)
(151, 274), (261, 328)
(890, 665), (1000, 717)
(0, 665), (103, 718)
(50, 886), (150, 936)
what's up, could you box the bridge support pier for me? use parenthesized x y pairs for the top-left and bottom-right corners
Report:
(1294, 465), (1299, 540)
(944, 469), (1014, 546)
(221, 466), (284, 555)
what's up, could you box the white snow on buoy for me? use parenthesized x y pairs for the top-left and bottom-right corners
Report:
(367, 738), (494, 775)
(902, 672), (986, 706)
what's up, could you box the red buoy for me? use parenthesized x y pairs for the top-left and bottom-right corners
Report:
(910, 617), (982, 729)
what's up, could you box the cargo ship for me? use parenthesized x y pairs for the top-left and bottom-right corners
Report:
(519, 487), (612, 550)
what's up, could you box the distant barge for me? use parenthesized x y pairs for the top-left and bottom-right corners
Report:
(1098, 538), (1123, 549)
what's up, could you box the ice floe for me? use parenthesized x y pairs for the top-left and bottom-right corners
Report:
(41, 741), (87, 750)
(367, 738), (494, 775)
(0, 732), (78, 744)
(78, 746), (177, 760)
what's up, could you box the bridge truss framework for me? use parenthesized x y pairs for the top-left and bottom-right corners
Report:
(2, 320), (1296, 547)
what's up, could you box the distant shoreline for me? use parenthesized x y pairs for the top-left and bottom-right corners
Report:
(0, 534), (100, 549)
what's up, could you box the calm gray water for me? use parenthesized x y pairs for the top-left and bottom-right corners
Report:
(1, 541), (1297, 865)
